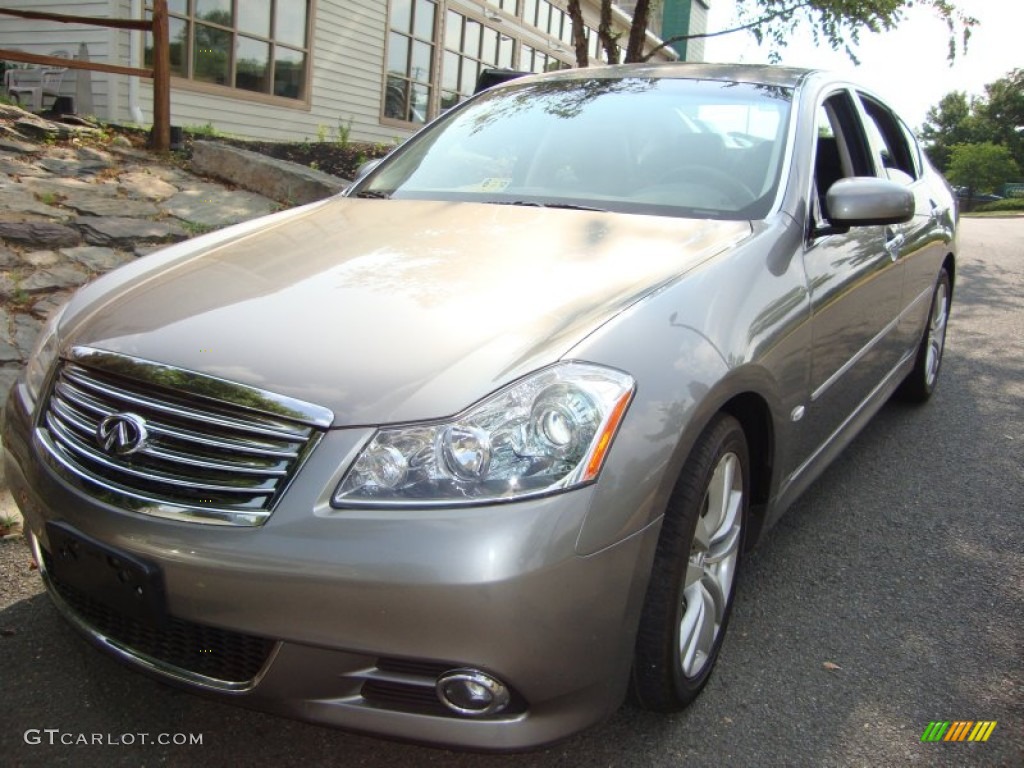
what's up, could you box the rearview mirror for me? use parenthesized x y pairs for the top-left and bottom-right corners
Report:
(825, 177), (914, 227)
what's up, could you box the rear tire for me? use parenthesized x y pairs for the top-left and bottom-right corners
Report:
(632, 413), (749, 711)
(897, 268), (951, 402)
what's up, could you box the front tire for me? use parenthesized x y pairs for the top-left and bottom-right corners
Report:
(897, 268), (951, 402)
(632, 413), (749, 711)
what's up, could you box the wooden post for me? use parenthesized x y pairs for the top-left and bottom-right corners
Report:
(151, 0), (170, 151)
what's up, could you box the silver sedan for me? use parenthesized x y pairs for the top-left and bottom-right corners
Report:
(1, 63), (956, 750)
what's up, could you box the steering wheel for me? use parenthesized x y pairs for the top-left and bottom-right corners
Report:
(654, 165), (757, 206)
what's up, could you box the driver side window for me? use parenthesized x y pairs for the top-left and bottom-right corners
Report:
(811, 91), (873, 227)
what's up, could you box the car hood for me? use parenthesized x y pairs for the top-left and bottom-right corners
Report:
(61, 199), (750, 426)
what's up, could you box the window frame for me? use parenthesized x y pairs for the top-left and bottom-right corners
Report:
(144, 0), (314, 109)
(855, 92), (921, 186)
(382, 0), (441, 128)
(382, 0), (574, 128)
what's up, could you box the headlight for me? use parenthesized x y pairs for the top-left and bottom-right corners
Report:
(333, 362), (634, 506)
(24, 302), (67, 407)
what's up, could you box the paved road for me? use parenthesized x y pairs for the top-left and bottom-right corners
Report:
(1, 218), (1021, 767)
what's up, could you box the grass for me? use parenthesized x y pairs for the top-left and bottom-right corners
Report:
(34, 191), (61, 206)
(5, 288), (34, 311)
(180, 220), (216, 236)
(184, 121), (222, 139)
(0, 513), (20, 537)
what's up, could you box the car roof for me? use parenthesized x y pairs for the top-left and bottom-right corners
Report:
(506, 62), (816, 89)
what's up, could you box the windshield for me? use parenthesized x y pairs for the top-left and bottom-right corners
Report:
(355, 76), (793, 220)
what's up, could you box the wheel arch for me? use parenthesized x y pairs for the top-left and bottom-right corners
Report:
(943, 251), (956, 298)
(719, 391), (775, 550)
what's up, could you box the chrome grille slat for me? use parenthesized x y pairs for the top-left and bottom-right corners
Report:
(37, 356), (329, 527)
(44, 412), (277, 495)
(56, 380), (300, 458)
(62, 367), (310, 442)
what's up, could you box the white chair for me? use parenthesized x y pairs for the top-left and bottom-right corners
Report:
(7, 67), (67, 112)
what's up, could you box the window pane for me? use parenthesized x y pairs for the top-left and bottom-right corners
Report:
(389, 0), (412, 34)
(235, 36), (269, 92)
(442, 50), (459, 91)
(523, 0), (537, 26)
(276, 0), (308, 47)
(536, 1), (549, 33)
(193, 24), (230, 84)
(273, 45), (305, 98)
(410, 39), (432, 83)
(464, 19), (481, 57)
(238, 0), (270, 38)
(459, 58), (477, 94)
(445, 11), (462, 51)
(481, 26), (497, 65)
(410, 83), (430, 123)
(549, 8), (561, 37)
(413, 0), (435, 40)
(562, 14), (573, 45)
(388, 32), (409, 75)
(195, 0), (231, 25)
(384, 75), (409, 120)
(168, 0), (188, 14)
(520, 44), (534, 70)
(498, 34), (514, 67)
(146, 17), (188, 77)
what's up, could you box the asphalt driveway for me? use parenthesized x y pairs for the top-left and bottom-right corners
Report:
(0, 217), (1021, 767)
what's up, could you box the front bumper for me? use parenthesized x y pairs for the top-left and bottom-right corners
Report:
(2, 379), (659, 750)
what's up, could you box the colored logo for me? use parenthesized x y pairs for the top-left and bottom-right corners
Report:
(921, 721), (997, 742)
(96, 412), (150, 456)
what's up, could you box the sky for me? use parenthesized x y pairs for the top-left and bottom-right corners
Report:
(701, 0), (1022, 130)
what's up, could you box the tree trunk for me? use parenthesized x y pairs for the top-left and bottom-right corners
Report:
(624, 0), (652, 63)
(566, 0), (589, 67)
(597, 0), (620, 64)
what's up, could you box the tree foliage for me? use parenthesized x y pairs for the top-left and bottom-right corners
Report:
(946, 142), (1020, 199)
(921, 70), (1024, 173)
(565, 0), (976, 66)
(919, 91), (985, 170)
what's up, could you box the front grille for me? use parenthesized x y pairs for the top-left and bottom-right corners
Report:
(37, 352), (330, 526)
(43, 548), (275, 685)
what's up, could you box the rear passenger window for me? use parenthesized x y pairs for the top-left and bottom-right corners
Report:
(858, 94), (918, 185)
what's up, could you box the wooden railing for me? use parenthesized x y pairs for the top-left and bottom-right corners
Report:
(0, 1), (170, 149)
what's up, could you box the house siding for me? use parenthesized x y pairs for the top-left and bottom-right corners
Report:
(0, 0), (117, 118)
(688, 0), (709, 62)
(6, 1), (690, 143)
(129, 0), (396, 144)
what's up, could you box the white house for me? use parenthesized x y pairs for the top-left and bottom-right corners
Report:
(0, 1), (708, 143)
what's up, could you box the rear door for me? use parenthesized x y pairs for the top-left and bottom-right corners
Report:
(855, 92), (953, 352)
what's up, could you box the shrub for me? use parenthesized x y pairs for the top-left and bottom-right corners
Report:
(973, 197), (1024, 212)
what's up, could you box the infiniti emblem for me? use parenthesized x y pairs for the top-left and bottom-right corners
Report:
(96, 413), (149, 456)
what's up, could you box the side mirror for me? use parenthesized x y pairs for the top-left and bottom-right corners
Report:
(354, 158), (382, 181)
(825, 177), (914, 227)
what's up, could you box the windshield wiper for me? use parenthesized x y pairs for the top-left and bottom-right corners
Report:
(488, 200), (606, 212)
(353, 189), (392, 199)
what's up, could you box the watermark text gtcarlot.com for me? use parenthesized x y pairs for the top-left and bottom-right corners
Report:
(25, 729), (203, 746)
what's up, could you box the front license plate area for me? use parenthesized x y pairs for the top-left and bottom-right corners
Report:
(46, 521), (168, 627)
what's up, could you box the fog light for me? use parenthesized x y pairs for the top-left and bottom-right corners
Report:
(436, 669), (510, 716)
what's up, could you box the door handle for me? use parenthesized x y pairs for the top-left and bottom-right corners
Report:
(884, 229), (905, 261)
